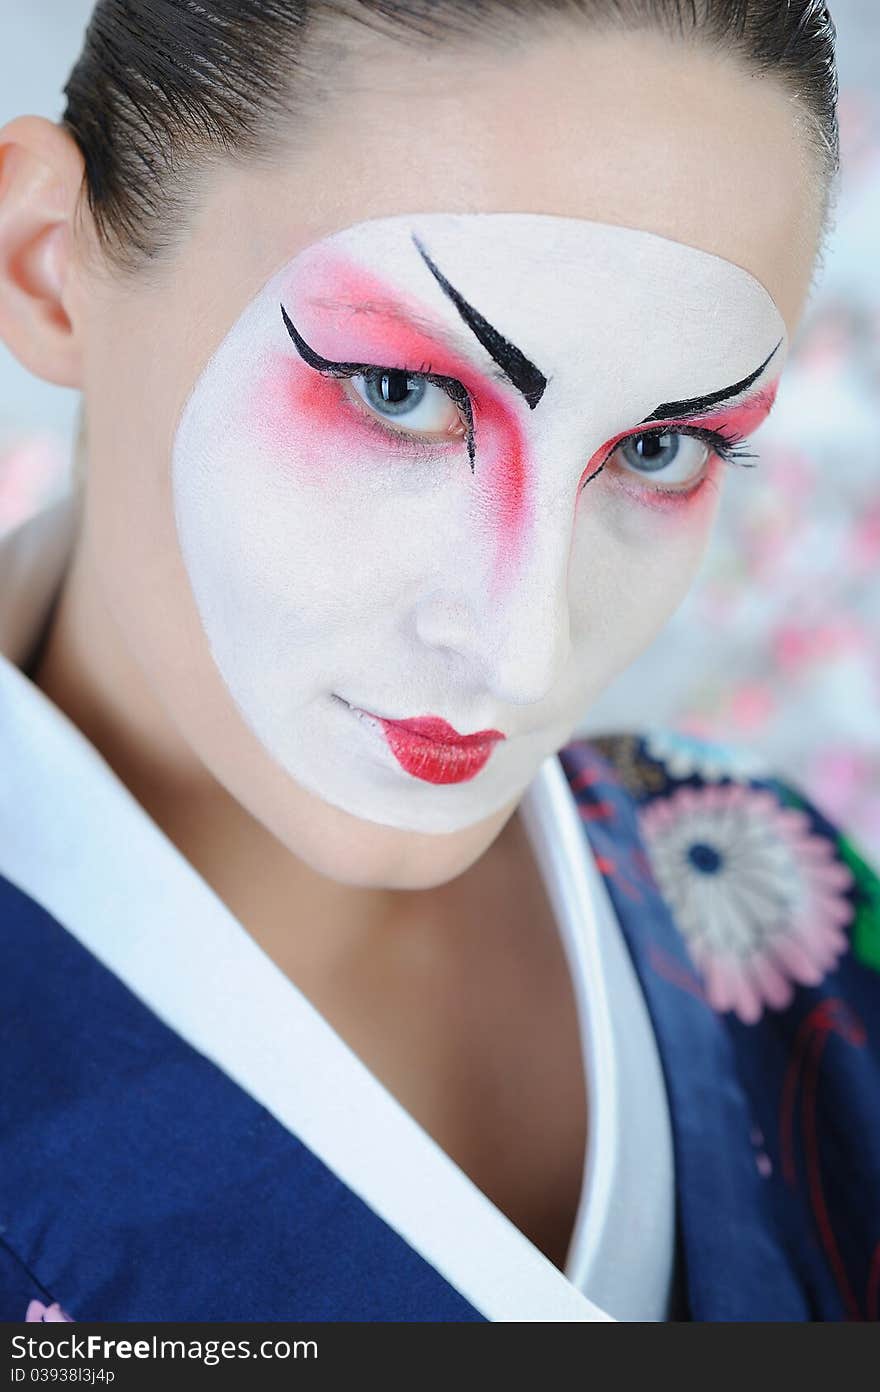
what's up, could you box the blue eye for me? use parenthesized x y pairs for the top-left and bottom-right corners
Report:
(616, 431), (710, 486)
(346, 367), (468, 442)
(359, 369), (428, 417)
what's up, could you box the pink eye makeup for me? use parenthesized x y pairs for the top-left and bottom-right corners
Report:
(266, 234), (788, 611)
(280, 303), (477, 463)
(272, 244), (538, 476)
(269, 249), (538, 572)
(273, 238), (563, 470)
(279, 287), (782, 511)
(256, 219), (790, 605)
(579, 342), (784, 501)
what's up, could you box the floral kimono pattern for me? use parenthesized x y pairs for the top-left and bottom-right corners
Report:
(565, 729), (880, 1321)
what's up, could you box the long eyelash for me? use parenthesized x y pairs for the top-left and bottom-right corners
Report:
(693, 424), (760, 468)
(581, 423), (760, 493)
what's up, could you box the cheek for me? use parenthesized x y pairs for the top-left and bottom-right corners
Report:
(173, 377), (444, 656)
(258, 382), (530, 602)
(254, 356), (396, 482)
(570, 469), (721, 662)
(605, 452), (728, 519)
(581, 441), (726, 568)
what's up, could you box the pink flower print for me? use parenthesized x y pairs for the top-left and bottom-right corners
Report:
(639, 784), (855, 1024)
(25, 1299), (73, 1322)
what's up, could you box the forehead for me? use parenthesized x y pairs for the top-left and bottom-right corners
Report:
(237, 25), (818, 342)
(271, 211), (786, 410)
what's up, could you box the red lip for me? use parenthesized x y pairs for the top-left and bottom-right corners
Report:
(383, 714), (505, 746)
(346, 704), (506, 785)
(379, 717), (505, 784)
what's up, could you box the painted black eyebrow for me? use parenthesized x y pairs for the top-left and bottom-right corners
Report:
(640, 338), (784, 425)
(411, 233), (548, 409)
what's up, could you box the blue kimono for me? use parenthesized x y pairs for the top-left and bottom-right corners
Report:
(1, 495), (878, 1322)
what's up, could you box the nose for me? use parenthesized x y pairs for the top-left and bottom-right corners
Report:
(414, 510), (574, 709)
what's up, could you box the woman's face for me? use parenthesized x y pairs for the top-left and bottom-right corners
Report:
(67, 25), (821, 884)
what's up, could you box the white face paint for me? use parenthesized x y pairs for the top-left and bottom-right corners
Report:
(171, 213), (786, 833)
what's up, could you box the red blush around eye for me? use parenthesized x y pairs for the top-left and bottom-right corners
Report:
(580, 378), (782, 513)
(257, 251), (537, 595)
(258, 353), (367, 480)
(684, 379), (781, 439)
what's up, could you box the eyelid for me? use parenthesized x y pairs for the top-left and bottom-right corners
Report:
(581, 420), (754, 495)
(332, 359), (477, 468)
(356, 406), (465, 461)
(338, 368), (473, 459)
(350, 358), (474, 414)
(281, 302), (498, 469)
(346, 370), (458, 425)
(302, 292), (513, 388)
(612, 420), (746, 460)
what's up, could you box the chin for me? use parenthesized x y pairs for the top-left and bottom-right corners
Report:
(281, 794), (512, 892)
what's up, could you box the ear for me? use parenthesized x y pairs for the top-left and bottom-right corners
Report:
(0, 115), (88, 388)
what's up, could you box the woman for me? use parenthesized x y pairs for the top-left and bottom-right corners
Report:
(0, 0), (877, 1323)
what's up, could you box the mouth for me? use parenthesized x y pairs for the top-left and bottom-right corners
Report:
(334, 696), (506, 785)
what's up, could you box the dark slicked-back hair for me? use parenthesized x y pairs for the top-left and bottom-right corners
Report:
(61, 0), (840, 274)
